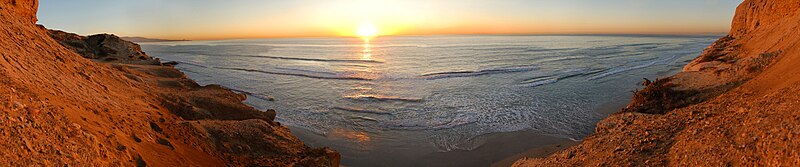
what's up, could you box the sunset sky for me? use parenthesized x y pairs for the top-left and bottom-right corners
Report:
(38, 0), (743, 40)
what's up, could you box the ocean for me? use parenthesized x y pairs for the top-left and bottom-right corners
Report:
(141, 35), (718, 166)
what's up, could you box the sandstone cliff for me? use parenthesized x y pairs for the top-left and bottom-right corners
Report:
(47, 30), (161, 65)
(0, 0), (337, 166)
(516, 0), (800, 166)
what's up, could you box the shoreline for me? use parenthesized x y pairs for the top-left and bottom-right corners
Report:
(499, 54), (709, 166)
(289, 123), (580, 166)
(283, 94), (629, 166)
(514, 0), (800, 165)
(492, 140), (581, 167)
(494, 99), (628, 166)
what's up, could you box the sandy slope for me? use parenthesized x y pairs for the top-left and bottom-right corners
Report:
(515, 0), (800, 166)
(0, 0), (337, 166)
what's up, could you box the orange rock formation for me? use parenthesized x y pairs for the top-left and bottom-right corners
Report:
(516, 0), (800, 166)
(0, 0), (338, 166)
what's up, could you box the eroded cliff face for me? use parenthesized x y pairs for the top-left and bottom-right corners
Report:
(1, 0), (38, 24)
(47, 30), (162, 65)
(730, 0), (800, 38)
(684, 0), (800, 93)
(516, 0), (800, 166)
(1, 0), (337, 166)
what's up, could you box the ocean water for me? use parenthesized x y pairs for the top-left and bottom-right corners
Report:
(141, 35), (718, 166)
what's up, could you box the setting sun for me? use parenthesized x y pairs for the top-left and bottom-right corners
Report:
(356, 22), (379, 38)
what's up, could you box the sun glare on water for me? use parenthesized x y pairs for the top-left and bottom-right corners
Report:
(356, 22), (379, 39)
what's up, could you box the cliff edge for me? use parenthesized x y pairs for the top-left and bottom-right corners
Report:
(516, 0), (800, 166)
(1, 0), (337, 166)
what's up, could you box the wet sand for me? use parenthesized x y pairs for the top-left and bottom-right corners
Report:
(289, 125), (576, 167)
(492, 140), (580, 167)
(492, 102), (625, 167)
(284, 94), (629, 166)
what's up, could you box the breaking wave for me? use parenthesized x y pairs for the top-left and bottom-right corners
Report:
(217, 67), (375, 81)
(420, 65), (538, 80)
(343, 94), (423, 102)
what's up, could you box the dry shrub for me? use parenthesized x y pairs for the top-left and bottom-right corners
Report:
(623, 78), (696, 114)
(747, 51), (781, 73)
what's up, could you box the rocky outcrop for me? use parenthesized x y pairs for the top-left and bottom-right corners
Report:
(1, 0), (38, 24)
(516, 0), (800, 166)
(729, 0), (800, 38)
(0, 0), (337, 166)
(47, 30), (161, 65)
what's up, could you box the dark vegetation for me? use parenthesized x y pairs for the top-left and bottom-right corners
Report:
(623, 78), (698, 114)
(624, 77), (749, 115)
(747, 51), (782, 73)
(697, 36), (739, 63)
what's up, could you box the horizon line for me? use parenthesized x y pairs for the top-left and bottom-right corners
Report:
(139, 32), (729, 41)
